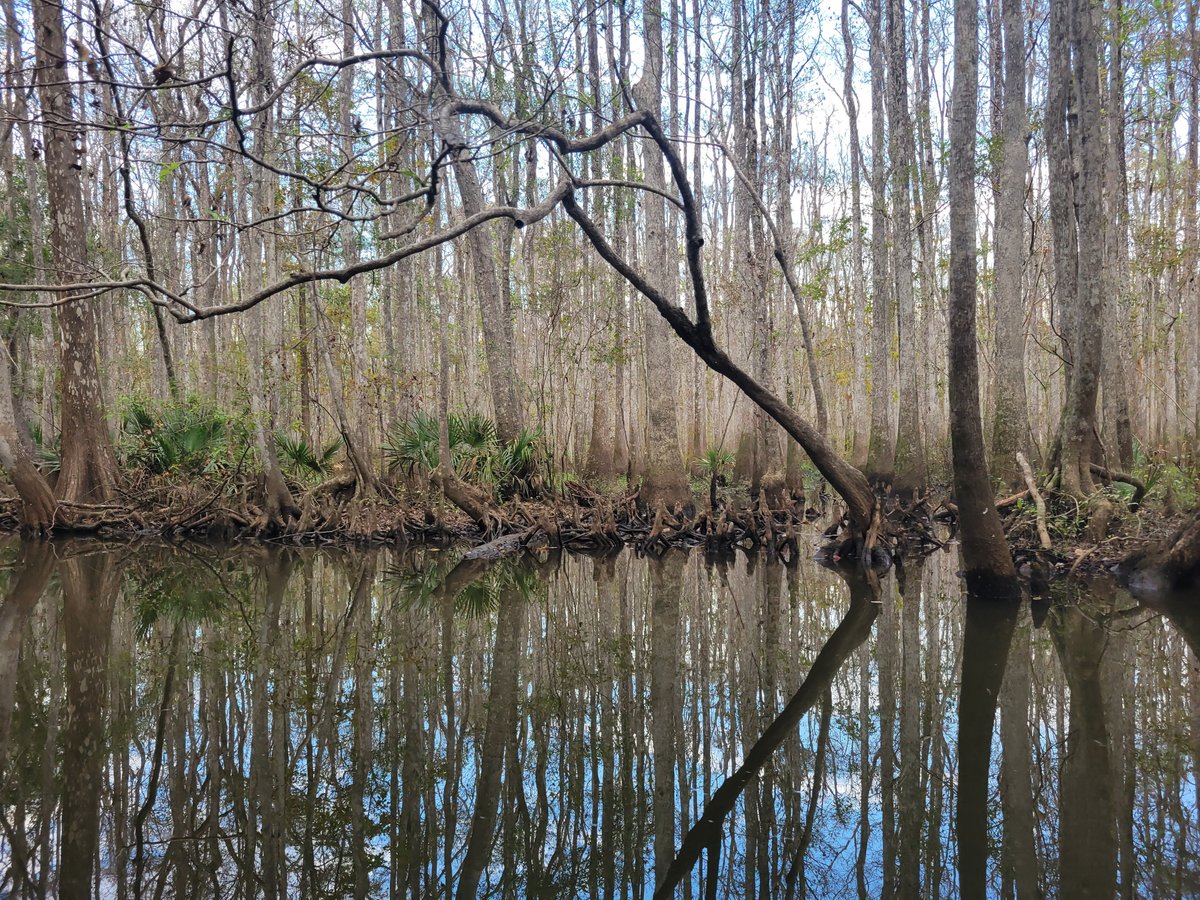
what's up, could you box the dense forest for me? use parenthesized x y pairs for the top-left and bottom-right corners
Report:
(3, 0), (1200, 893)
(0, 0), (1198, 584)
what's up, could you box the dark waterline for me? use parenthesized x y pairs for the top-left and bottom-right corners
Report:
(0, 538), (1195, 898)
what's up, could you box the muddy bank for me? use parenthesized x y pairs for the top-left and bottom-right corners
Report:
(0, 472), (1188, 584)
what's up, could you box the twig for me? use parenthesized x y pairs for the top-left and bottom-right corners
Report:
(1017, 452), (1052, 550)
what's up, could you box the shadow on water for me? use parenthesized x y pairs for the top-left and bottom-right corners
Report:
(0, 536), (1195, 897)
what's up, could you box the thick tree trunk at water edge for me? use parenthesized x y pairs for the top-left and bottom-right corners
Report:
(947, 0), (1017, 591)
(32, 0), (118, 504)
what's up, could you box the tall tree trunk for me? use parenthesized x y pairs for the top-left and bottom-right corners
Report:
(886, 0), (927, 497)
(1102, 0), (1134, 471)
(843, 0), (870, 467)
(866, 0), (895, 484)
(1055, 0), (1106, 497)
(1047, 0), (1080, 415)
(31, 0), (118, 503)
(339, 0), (373, 461)
(949, 0), (1018, 589)
(990, 0), (1032, 489)
(633, 0), (689, 506)
(583, 5), (615, 487)
(243, 0), (298, 527)
(447, 162), (522, 444)
(1189, 0), (1200, 447)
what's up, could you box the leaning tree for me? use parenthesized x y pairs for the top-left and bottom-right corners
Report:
(0, 0), (886, 551)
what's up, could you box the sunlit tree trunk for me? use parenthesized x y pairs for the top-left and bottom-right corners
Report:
(886, 0), (926, 498)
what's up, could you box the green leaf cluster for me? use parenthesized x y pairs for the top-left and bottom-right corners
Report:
(118, 395), (249, 475)
(383, 410), (546, 499)
(275, 431), (343, 483)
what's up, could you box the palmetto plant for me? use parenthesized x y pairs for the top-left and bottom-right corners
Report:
(30, 423), (60, 475)
(119, 396), (241, 475)
(276, 431), (344, 482)
(383, 410), (546, 499)
(695, 447), (735, 511)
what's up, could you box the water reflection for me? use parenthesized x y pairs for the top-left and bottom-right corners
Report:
(0, 539), (1194, 898)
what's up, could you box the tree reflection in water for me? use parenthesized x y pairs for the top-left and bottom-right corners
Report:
(0, 538), (1194, 897)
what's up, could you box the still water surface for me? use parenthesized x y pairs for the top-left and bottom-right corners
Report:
(0, 538), (1195, 898)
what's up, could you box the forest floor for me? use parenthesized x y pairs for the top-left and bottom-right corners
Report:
(0, 468), (1191, 587)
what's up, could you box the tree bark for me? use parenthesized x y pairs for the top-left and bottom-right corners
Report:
(1055, 0), (1106, 497)
(886, 0), (927, 498)
(843, 0), (871, 467)
(31, 0), (118, 503)
(990, 0), (1032, 489)
(948, 0), (1018, 589)
(866, 0), (896, 484)
(633, 0), (690, 506)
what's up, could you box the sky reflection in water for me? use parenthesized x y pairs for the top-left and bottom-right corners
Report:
(0, 538), (1195, 898)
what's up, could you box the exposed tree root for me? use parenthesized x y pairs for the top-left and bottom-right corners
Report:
(432, 466), (508, 537)
(0, 467), (1108, 574)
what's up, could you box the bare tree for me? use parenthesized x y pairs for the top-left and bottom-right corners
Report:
(990, 0), (1032, 489)
(31, 0), (118, 504)
(947, 0), (1018, 589)
(633, 0), (690, 506)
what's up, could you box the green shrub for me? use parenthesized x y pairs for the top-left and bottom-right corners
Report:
(695, 447), (735, 480)
(30, 423), (60, 474)
(383, 410), (546, 499)
(118, 395), (246, 475)
(276, 431), (343, 483)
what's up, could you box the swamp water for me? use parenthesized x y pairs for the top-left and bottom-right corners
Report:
(0, 538), (1195, 898)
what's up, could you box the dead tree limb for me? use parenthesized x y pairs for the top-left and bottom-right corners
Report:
(1017, 452), (1052, 549)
